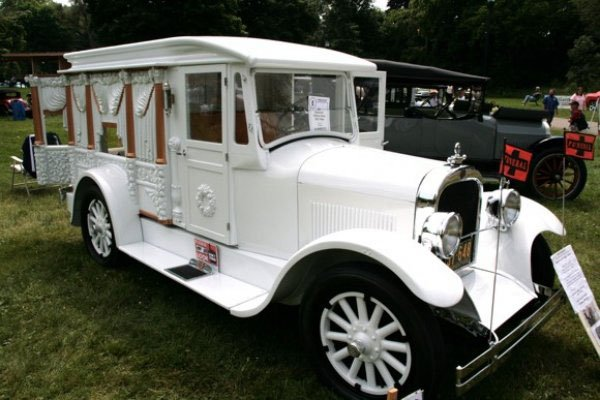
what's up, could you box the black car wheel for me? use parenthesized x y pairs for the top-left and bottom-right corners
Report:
(300, 266), (445, 399)
(528, 148), (587, 200)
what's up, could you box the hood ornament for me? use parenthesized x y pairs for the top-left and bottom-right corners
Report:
(447, 142), (467, 167)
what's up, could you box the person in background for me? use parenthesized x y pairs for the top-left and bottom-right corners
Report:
(542, 88), (560, 126)
(523, 86), (542, 105)
(570, 86), (586, 110)
(568, 101), (589, 132)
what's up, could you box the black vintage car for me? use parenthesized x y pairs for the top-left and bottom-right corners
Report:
(357, 59), (587, 200)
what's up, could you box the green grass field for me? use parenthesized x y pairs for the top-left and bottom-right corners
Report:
(0, 104), (598, 399)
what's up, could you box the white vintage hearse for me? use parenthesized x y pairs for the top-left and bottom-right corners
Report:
(28, 37), (565, 399)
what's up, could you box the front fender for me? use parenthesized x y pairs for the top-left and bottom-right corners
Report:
(476, 193), (564, 286)
(72, 164), (142, 247)
(285, 229), (464, 308)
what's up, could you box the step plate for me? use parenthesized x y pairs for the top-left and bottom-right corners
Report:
(167, 265), (209, 281)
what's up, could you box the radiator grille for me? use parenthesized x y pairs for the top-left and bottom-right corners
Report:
(437, 180), (480, 269)
(438, 180), (480, 235)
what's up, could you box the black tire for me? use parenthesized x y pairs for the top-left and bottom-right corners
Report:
(300, 266), (445, 400)
(527, 147), (587, 200)
(80, 186), (122, 267)
(530, 235), (555, 292)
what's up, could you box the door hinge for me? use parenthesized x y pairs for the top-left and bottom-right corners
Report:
(225, 153), (229, 162)
(226, 222), (231, 231)
(224, 77), (228, 86)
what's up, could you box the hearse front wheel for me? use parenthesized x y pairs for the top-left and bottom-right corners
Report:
(81, 186), (121, 267)
(528, 148), (587, 200)
(300, 266), (445, 399)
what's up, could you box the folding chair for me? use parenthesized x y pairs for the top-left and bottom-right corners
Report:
(10, 133), (61, 196)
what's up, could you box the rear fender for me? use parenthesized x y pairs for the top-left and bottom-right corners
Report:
(528, 135), (563, 153)
(71, 164), (142, 247)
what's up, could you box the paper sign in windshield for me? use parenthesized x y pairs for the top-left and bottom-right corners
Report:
(308, 96), (331, 131)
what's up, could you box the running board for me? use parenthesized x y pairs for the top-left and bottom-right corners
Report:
(119, 242), (268, 310)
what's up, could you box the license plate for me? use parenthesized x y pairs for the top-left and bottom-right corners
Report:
(447, 237), (474, 269)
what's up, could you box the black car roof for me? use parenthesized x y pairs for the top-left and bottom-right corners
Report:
(369, 59), (489, 86)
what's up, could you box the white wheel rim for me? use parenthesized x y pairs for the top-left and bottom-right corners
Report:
(320, 291), (412, 395)
(87, 199), (113, 257)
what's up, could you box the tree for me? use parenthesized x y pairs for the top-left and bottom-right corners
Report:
(387, 0), (409, 9)
(0, 0), (76, 51)
(566, 35), (600, 89)
(567, 0), (600, 89)
(238, 0), (321, 44)
(82, 0), (244, 47)
(319, 0), (385, 57)
(380, 0), (583, 88)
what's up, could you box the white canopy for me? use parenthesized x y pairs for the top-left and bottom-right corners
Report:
(62, 36), (376, 73)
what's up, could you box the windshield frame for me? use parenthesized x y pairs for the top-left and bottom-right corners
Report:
(251, 68), (356, 149)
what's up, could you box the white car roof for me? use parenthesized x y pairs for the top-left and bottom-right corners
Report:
(62, 36), (376, 73)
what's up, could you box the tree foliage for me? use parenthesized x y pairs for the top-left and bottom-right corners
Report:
(567, 0), (600, 89)
(0, 0), (597, 89)
(238, 0), (321, 44)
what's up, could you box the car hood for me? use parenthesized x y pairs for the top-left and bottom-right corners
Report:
(298, 144), (444, 202)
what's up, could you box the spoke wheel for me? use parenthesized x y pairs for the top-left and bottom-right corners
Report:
(81, 186), (121, 267)
(321, 291), (412, 394)
(529, 149), (587, 200)
(301, 266), (444, 399)
(87, 198), (113, 257)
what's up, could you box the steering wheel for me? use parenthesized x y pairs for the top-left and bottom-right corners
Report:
(434, 102), (457, 119)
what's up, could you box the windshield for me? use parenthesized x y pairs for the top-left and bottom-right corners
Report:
(385, 83), (485, 119)
(255, 72), (353, 146)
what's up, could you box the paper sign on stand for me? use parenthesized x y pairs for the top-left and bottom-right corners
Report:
(551, 245), (600, 357)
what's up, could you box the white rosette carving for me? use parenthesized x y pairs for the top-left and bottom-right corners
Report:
(195, 184), (216, 217)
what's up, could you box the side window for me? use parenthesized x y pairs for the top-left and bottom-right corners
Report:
(100, 122), (124, 155)
(354, 77), (379, 117)
(234, 73), (248, 144)
(186, 72), (222, 143)
(354, 77), (380, 133)
(385, 85), (411, 116)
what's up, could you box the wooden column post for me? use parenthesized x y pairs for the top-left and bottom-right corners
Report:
(154, 81), (166, 164)
(124, 79), (136, 158)
(65, 85), (75, 145)
(85, 82), (95, 149)
(30, 86), (45, 145)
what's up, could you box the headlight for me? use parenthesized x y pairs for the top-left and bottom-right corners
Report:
(420, 212), (463, 259)
(486, 189), (521, 229)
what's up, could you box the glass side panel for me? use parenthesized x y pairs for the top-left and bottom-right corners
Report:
(234, 73), (248, 145)
(186, 72), (222, 143)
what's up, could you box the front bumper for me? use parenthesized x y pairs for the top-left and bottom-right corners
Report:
(455, 287), (565, 395)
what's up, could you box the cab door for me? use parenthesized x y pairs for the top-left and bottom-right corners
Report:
(173, 65), (233, 245)
(352, 71), (386, 149)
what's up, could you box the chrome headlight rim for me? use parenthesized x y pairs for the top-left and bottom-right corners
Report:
(420, 212), (463, 259)
(486, 188), (521, 228)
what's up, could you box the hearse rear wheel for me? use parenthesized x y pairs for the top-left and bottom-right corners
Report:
(81, 186), (121, 267)
(300, 266), (445, 399)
